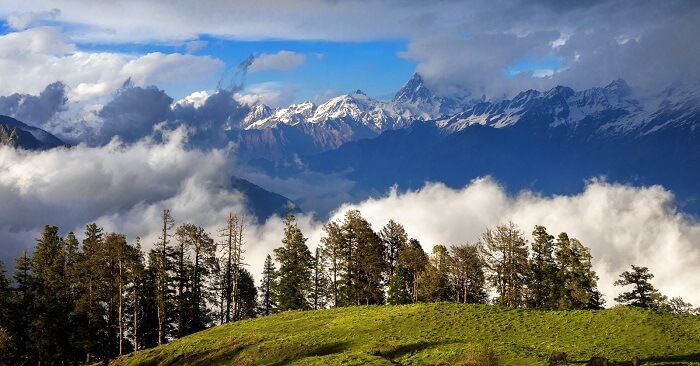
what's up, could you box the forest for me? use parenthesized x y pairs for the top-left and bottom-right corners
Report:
(0, 209), (696, 365)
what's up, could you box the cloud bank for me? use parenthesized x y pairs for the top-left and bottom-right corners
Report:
(0, 27), (223, 101)
(1, 130), (698, 306)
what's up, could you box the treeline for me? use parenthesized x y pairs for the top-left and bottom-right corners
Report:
(0, 209), (696, 365)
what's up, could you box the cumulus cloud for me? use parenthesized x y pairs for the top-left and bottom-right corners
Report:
(0, 126), (246, 263)
(0, 81), (67, 127)
(0, 27), (223, 102)
(249, 51), (306, 73)
(234, 82), (296, 108)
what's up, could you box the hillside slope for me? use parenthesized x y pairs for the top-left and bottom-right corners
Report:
(114, 303), (700, 366)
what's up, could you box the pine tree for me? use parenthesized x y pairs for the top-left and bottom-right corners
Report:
(480, 222), (529, 307)
(31, 225), (70, 364)
(0, 260), (12, 364)
(417, 245), (452, 302)
(380, 220), (408, 290)
(235, 268), (257, 320)
(323, 210), (387, 306)
(155, 209), (175, 346)
(449, 244), (488, 304)
(528, 225), (558, 309)
(397, 239), (428, 303)
(258, 255), (278, 316)
(346, 211), (386, 305)
(555, 233), (603, 309)
(387, 272), (410, 305)
(219, 213), (244, 323)
(76, 223), (108, 362)
(614, 265), (664, 308)
(174, 223), (216, 336)
(310, 247), (330, 310)
(274, 215), (313, 311)
(9, 251), (33, 365)
(320, 221), (343, 307)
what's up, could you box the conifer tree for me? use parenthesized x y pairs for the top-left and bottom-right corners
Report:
(480, 222), (529, 307)
(614, 265), (664, 308)
(528, 225), (559, 308)
(274, 215), (313, 311)
(320, 221), (343, 307)
(449, 244), (488, 304)
(155, 209), (174, 345)
(76, 223), (107, 362)
(235, 268), (257, 320)
(258, 255), (278, 316)
(387, 272), (410, 305)
(345, 210), (386, 305)
(9, 251), (33, 365)
(0, 261), (11, 364)
(417, 245), (452, 302)
(555, 233), (603, 309)
(397, 238), (428, 303)
(310, 247), (330, 309)
(31, 225), (70, 364)
(380, 220), (408, 289)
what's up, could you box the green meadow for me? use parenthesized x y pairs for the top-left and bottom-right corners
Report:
(114, 303), (700, 365)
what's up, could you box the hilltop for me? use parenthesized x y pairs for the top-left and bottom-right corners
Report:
(114, 303), (700, 365)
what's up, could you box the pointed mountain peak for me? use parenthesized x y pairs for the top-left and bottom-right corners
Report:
(394, 72), (433, 103)
(352, 89), (366, 96)
(604, 78), (631, 97)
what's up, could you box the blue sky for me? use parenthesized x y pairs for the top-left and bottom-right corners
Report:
(75, 34), (418, 102)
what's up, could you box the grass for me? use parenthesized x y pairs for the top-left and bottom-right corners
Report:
(113, 303), (700, 366)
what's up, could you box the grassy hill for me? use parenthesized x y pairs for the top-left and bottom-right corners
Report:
(114, 303), (700, 366)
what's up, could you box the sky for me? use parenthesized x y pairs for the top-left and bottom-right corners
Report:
(0, 0), (699, 306)
(1, 0), (698, 106)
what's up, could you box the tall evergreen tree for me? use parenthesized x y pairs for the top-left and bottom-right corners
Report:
(257, 255), (278, 316)
(528, 226), (559, 309)
(555, 233), (603, 309)
(387, 272), (410, 305)
(320, 221), (343, 307)
(0, 261), (11, 364)
(310, 247), (330, 310)
(235, 268), (257, 320)
(417, 245), (452, 302)
(397, 239), (428, 303)
(345, 210), (386, 305)
(155, 209), (175, 346)
(480, 222), (529, 307)
(31, 225), (71, 364)
(274, 215), (313, 311)
(614, 265), (664, 308)
(379, 220), (408, 290)
(449, 244), (488, 304)
(9, 251), (33, 365)
(76, 223), (108, 362)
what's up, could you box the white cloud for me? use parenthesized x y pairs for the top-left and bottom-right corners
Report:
(249, 51), (306, 73)
(0, 27), (223, 102)
(234, 82), (296, 108)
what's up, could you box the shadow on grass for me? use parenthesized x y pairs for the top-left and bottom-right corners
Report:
(267, 341), (351, 366)
(370, 341), (454, 365)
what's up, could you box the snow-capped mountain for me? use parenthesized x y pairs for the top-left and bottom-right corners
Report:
(435, 78), (700, 138)
(233, 73), (699, 162)
(234, 73), (468, 159)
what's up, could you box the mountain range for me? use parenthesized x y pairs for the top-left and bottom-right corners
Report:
(234, 74), (700, 215)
